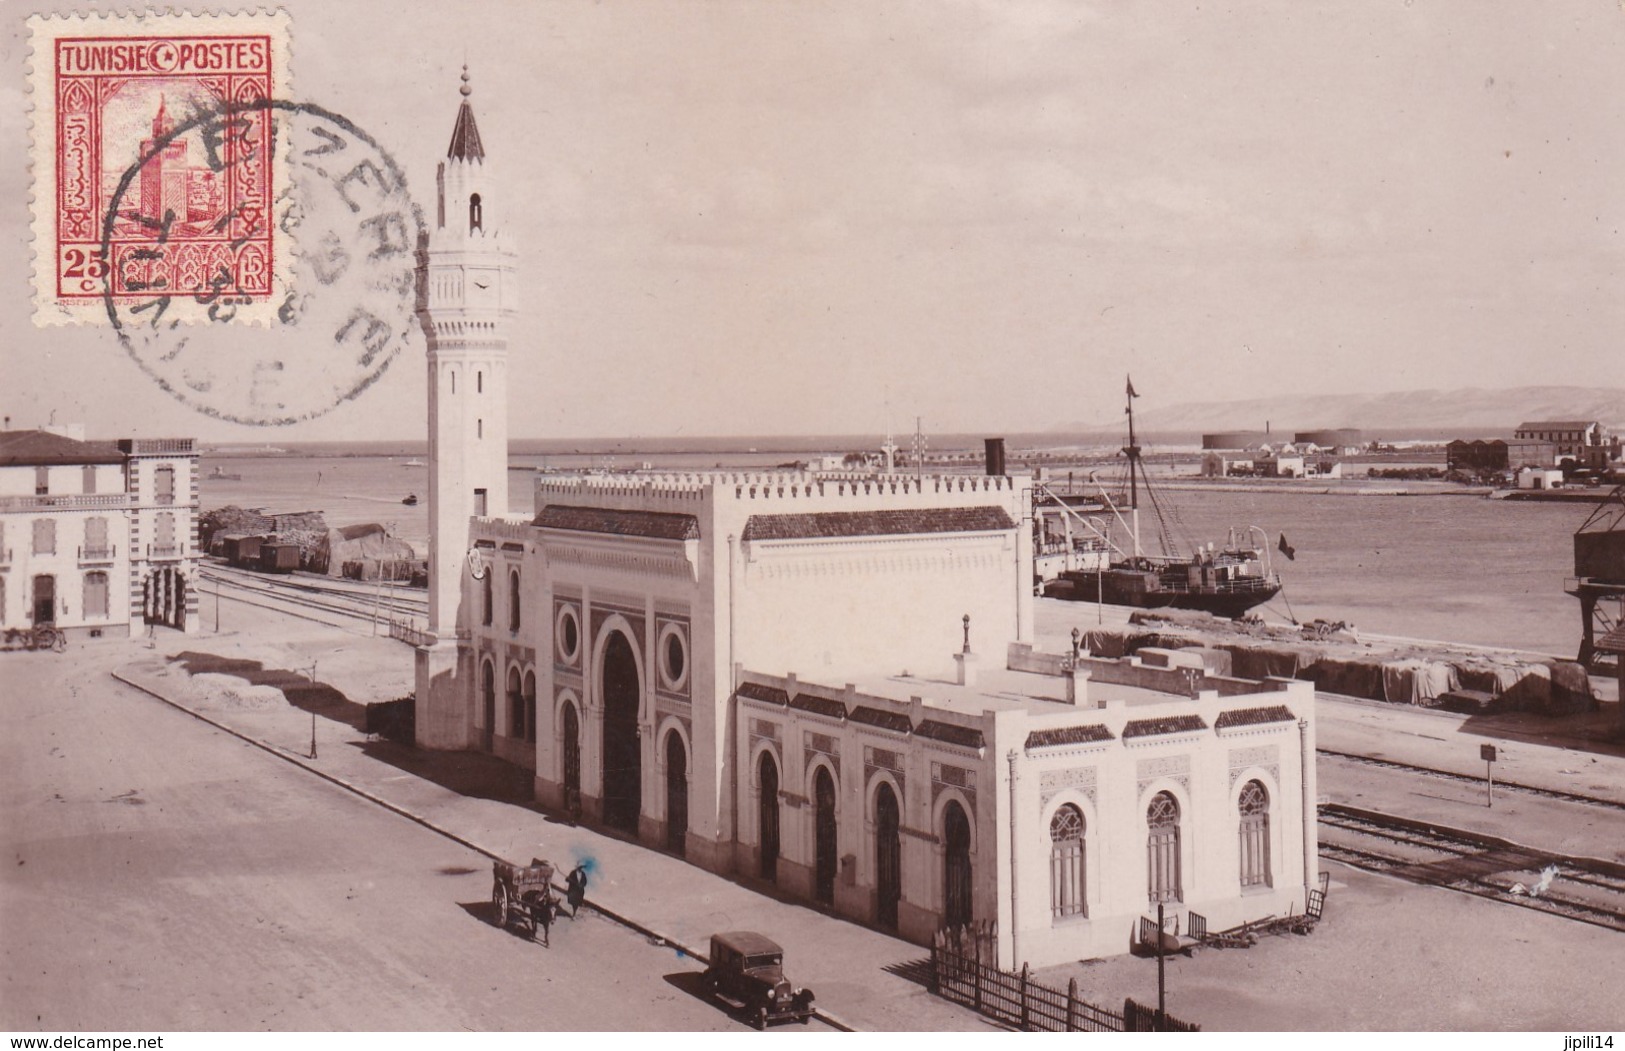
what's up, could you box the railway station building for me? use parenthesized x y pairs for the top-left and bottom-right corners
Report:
(407, 72), (1319, 968)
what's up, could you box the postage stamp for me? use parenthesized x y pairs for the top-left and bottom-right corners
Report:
(27, 10), (426, 426)
(28, 10), (292, 327)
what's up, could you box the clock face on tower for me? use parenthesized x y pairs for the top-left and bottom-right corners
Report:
(467, 269), (497, 308)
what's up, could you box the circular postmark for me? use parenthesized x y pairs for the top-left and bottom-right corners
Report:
(100, 98), (426, 426)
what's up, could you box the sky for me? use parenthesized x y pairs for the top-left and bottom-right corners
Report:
(2, 0), (1621, 442)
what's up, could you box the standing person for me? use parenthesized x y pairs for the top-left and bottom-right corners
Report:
(565, 864), (589, 918)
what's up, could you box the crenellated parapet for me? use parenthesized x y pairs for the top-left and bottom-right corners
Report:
(532, 469), (1025, 510)
(534, 475), (710, 504)
(469, 516), (534, 543)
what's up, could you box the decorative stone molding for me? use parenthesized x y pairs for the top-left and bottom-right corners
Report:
(549, 543), (694, 580)
(804, 730), (840, 778)
(1136, 754), (1192, 799)
(1228, 743), (1281, 788)
(930, 762), (978, 812)
(1039, 766), (1098, 807)
(746, 544), (1005, 579)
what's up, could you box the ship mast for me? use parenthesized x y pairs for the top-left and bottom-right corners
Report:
(1124, 375), (1142, 558)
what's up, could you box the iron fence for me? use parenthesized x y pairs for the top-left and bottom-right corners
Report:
(931, 921), (1130, 1032)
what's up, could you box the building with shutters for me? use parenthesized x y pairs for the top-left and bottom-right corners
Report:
(404, 71), (1317, 968)
(0, 428), (199, 638)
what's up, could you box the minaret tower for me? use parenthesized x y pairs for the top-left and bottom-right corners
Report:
(415, 67), (517, 749)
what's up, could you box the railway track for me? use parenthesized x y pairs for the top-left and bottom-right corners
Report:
(1319, 748), (1625, 812)
(200, 565), (428, 630)
(1318, 804), (1625, 933)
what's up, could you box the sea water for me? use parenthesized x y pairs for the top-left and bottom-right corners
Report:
(200, 448), (1597, 659)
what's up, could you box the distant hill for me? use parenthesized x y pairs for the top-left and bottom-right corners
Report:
(1060, 385), (1625, 440)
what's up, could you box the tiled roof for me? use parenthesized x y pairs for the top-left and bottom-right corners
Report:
(914, 720), (985, 750)
(0, 430), (123, 467)
(735, 682), (788, 706)
(534, 504), (701, 541)
(447, 101), (484, 161)
(789, 693), (847, 720)
(741, 506), (1015, 541)
(1025, 724), (1114, 749)
(1214, 705), (1297, 729)
(849, 706), (913, 734)
(1122, 714), (1208, 738)
(1516, 421), (1597, 433)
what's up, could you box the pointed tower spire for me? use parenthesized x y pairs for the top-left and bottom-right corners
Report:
(446, 65), (485, 162)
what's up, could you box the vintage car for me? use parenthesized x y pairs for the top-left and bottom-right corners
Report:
(700, 931), (815, 1029)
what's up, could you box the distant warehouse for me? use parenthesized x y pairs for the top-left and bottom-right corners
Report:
(1293, 429), (1362, 454)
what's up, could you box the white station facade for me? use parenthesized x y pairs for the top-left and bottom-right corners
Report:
(409, 74), (1318, 969)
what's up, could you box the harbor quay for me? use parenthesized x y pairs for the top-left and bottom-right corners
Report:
(3, 583), (1619, 1031)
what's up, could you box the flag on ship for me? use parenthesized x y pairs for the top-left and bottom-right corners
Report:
(1278, 533), (1296, 561)
(1125, 376), (1139, 411)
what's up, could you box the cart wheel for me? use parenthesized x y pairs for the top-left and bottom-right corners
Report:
(492, 882), (510, 928)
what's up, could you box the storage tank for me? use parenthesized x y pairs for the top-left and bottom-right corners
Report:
(1294, 428), (1363, 450)
(1202, 431), (1268, 451)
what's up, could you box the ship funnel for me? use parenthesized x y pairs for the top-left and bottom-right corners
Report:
(984, 437), (1006, 476)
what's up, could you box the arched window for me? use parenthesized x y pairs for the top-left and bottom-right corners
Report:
(507, 665), (523, 740)
(469, 192), (482, 232)
(1147, 792), (1182, 904)
(481, 569), (493, 626)
(1049, 804), (1086, 917)
(522, 671), (536, 745)
(509, 568), (521, 631)
(1239, 780), (1271, 888)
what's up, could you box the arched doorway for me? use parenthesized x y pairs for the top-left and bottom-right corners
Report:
(665, 730), (688, 856)
(561, 702), (582, 816)
(943, 801), (972, 928)
(813, 766), (837, 906)
(758, 752), (780, 882)
(480, 660), (496, 752)
(600, 631), (642, 833)
(875, 782), (901, 930)
(140, 568), (187, 629)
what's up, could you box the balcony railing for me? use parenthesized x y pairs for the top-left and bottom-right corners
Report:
(79, 545), (117, 563)
(0, 493), (135, 512)
(119, 438), (195, 455)
(149, 543), (182, 558)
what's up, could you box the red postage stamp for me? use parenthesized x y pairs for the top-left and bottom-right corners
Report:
(29, 12), (292, 326)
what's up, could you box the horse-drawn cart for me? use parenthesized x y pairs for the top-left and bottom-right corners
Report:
(492, 858), (560, 946)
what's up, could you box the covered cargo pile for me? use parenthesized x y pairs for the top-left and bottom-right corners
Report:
(1053, 610), (1596, 716)
(310, 522), (418, 580)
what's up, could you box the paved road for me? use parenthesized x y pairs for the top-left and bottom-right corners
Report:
(0, 647), (756, 1032)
